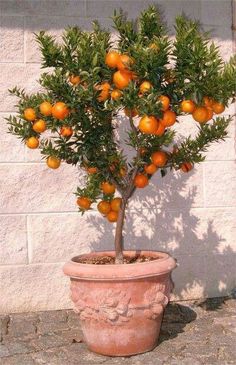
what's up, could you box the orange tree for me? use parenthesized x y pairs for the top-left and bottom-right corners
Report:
(7, 7), (236, 263)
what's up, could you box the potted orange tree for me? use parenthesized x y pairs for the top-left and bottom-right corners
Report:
(7, 6), (235, 357)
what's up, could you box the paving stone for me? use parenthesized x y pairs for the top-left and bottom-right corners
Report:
(0, 316), (9, 341)
(30, 333), (71, 351)
(37, 310), (69, 335)
(213, 315), (236, 333)
(0, 343), (10, 358)
(7, 313), (38, 338)
(66, 309), (81, 329)
(56, 328), (83, 344)
(0, 353), (36, 365)
(1, 339), (36, 357)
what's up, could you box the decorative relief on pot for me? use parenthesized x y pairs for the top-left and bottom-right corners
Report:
(143, 284), (169, 320)
(71, 286), (132, 325)
(70, 281), (170, 324)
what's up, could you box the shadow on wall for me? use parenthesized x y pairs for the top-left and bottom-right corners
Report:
(81, 166), (236, 300)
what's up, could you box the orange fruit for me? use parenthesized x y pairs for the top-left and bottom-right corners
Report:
(113, 70), (132, 89)
(139, 147), (148, 156)
(97, 82), (111, 102)
(107, 210), (118, 223)
(110, 197), (122, 212)
(149, 43), (160, 51)
(26, 136), (39, 149)
(39, 101), (52, 116)
(153, 121), (165, 136)
(52, 102), (69, 120)
(117, 54), (133, 70)
(101, 182), (116, 195)
(134, 174), (149, 188)
(160, 110), (176, 127)
(159, 95), (170, 111)
(212, 102), (225, 114)
(144, 163), (157, 175)
(119, 167), (127, 177)
(181, 162), (193, 172)
(151, 151), (168, 167)
(105, 51), (120, 68)
(111, 89), (122, 100)
(139, 81), (153, 94)
(32, 119), (46, 133)
(77, 196), (92, 210)
(97, 201), (111, 215)
(180, 100), (196, 113)
(203, 96), (214, 108)
(46, 156), (61, 169)
(69, 75), (81, 85)
(24, 108), (36, 122)
(139, 115), (158, 134)
(192, 106), (209, 123)
(86, 166), (98, 174)
(206, 107), (214, 121)
(60, 126), (73, 137)
(124, 108), (138, 117)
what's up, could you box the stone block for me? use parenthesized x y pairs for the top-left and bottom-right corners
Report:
(189, 208), (236, 254)
(204, 253), (236, 298)
(126, 206), (236, 257)
(27, 212), (105, 263)
(200, 0), (232, 27)
(0, 64), (42, 112)
(162, 0), (201, 33)
(203, 25), (233, 62)
(205, 137), (235, 161)
(0, 0), (86, 16)
(171, 254), (207, 300)
(0, 114), (25, 162)
(87, 0), (154, 18)
(152, 164), (204, 208)
(0, 264), (72, 314)
(204, 161), (236, 207)
(25, 16), (105, 63)
(0, 16), (24, 62)
(0, 215), (28, 265)
(0, 163), (79, 214)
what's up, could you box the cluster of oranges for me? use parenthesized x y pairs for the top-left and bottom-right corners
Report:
(180, 97), (225, 123)
(133, 150), (168, 188)
(104, 50), (177, 135)
(138, 95), (175, 136)
(23, 101), (73, 169)
(104, 50), (226, 134)
(77, 181), (122, 223)
(76, 150), (169, 220)
(89, 52), (135, 103)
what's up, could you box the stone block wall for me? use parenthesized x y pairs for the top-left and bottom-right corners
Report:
(0, 0), (235, 313)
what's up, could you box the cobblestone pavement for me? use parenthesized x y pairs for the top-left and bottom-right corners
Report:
(0, 297), (235, 365)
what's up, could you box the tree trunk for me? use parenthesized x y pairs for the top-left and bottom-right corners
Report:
(114, 197), (127, 264)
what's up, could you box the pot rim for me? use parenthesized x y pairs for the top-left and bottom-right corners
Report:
(63, 250), (177, 281)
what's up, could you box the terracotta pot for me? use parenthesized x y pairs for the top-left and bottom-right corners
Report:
(63, 250), (176, 357)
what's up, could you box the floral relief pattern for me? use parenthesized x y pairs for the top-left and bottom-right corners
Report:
(143, 283), (169, 320)
(71, 287), (132, 325)
(71, 280), (170, 324)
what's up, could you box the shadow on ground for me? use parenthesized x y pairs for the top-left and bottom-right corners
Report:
(159, 302), (197, 344)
